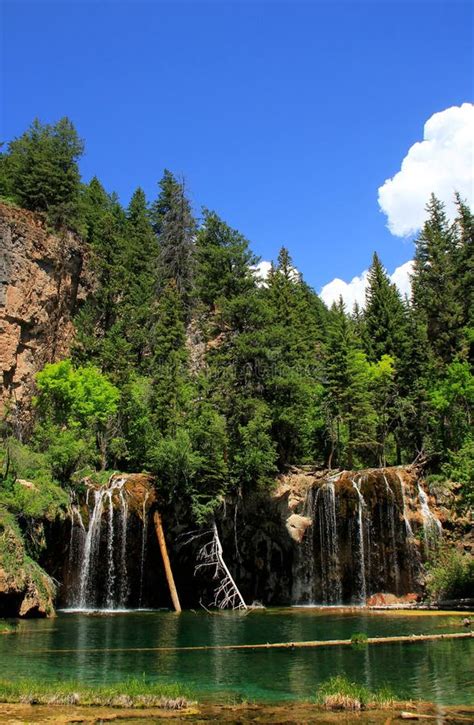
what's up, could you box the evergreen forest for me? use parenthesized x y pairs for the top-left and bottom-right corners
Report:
(1, 117), (473, 522)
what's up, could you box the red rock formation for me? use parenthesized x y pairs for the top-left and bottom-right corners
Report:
(0, 203), (89, 428)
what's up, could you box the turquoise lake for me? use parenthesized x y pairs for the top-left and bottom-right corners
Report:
(1, 609), (473, 704)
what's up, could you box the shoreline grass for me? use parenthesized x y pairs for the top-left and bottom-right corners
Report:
(0, 678), (193, 709)
(0, 621), (18, 634)
(316, 675), (395, 711)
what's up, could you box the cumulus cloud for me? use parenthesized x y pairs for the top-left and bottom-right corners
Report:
(252, 260), (272, 282)
(378, 103), (474, 236)
(251, 259), (300, 285)
(320, 260), (414, 310)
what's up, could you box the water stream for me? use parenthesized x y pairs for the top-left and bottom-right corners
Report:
(70, 476), (148, 610)
(352, 477), (367, 603)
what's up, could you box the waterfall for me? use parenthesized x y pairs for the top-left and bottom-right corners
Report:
(138, 491), (150, 608)
(105, 490), (115, 608)
(119, 488), (129, 607)
(383, 474), (400, 594)
(290, 468), (439, 606)
(352, 478), (367, 603)
(74, 476), (130, 610)
(397, 472), (414, 539)
(317, 481), (342, 603)
(417, 483), (442, 553)
(78, 487), (105, 608)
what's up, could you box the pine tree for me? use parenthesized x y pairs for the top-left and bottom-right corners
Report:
(73, 178), (132, 378)
(452, 194), (474, 342)
(195, 209), (257, 311)
(324, 299), (376, 468)
(121, 188), (159, 366)
(150, 170), (196, 303)
(1, 118), (84, 228)
(264, 247), (326, 466)
(363, 252), (408, 363)
(412, 195), (463, 367)
(148, 280), (188, 436)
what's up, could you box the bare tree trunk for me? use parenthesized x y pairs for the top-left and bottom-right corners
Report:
(153, 511), (181, 613)
(195, 519), (247, 610)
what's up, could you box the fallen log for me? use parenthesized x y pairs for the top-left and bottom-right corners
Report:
(28, 631), (473, 655)
(153, 511), (181, 613)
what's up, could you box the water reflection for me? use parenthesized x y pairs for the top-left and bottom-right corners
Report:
(0, 610), (472, 704)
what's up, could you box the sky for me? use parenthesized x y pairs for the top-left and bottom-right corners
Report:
(1, 1), (473, 305)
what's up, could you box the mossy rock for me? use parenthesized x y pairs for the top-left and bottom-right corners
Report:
(0, 507), (56, 618)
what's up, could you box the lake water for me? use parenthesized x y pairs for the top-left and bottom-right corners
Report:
(1, 609), (472, 704)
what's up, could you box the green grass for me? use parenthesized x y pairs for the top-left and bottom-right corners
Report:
(315, 676), (394, 711)
(350, 632), (368, 646)
(0, 678), (193, 709)
(0, 621), (18, 634)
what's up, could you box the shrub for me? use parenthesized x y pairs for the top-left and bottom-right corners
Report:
(426, 547), (474, 601)
(351, 632), (368, 646)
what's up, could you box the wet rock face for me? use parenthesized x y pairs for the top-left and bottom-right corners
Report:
(279, 467), (442, 605)
(57, 468), (444, 610)
(0, 203), (89, 427)
(63, 473), (170, 610)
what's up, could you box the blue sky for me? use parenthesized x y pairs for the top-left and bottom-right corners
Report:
(1, 1), (472, 296)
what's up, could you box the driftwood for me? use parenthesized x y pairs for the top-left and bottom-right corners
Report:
(153, 511), (181, 613)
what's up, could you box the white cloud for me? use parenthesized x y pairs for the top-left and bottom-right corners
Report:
(320, 270), (369, 310)
(320, 260), (414, 310)
(251, 259), (300, 285)
(378, 103), (474, 236)
(389, 260), (413, 300)
(252, 260), (272, 282)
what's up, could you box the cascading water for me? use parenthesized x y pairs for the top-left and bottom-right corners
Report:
(417, 483), (442, 554)
(105, 490), (116, 608)
(119, 488), (129, 607)
(72, 476), (131, 610)
(352, 477), (367, 603)
(317, 480), (342, 603)
(138, 491), (150, 609)
(383, 474), (400, 594)
(397, 472), (414, 540)
(290, 467), (444, 605)
(77, 487), (105, 607)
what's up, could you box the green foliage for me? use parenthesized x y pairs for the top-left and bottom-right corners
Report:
(2, 116), (473, 528)
(0, 621), (18, 634)
(324, 300), (376, 468)
(0, 118), (84, 228)
(412, 195), (464, 367)
(0, 507), (56, 614)
(363, 252), (408, 362)
(426, 547), (474, 601)
(151, 169), (196, 304)
(33, 360), (121, 476)
(442, 437), (474, 506)
(35, 359), (120, 426)
(350, 632), (369, 646)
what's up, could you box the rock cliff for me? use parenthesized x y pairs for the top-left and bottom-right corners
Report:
(0, 203), (89, 428)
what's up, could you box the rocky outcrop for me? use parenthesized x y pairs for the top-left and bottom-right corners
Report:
(0, 203), (89, 428)
(274, 466), (443, 604)
(0, 508), (56, 617)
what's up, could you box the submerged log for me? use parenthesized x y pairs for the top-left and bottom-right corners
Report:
(153, 511), (181, 613)
(33, 631), (473, 655)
